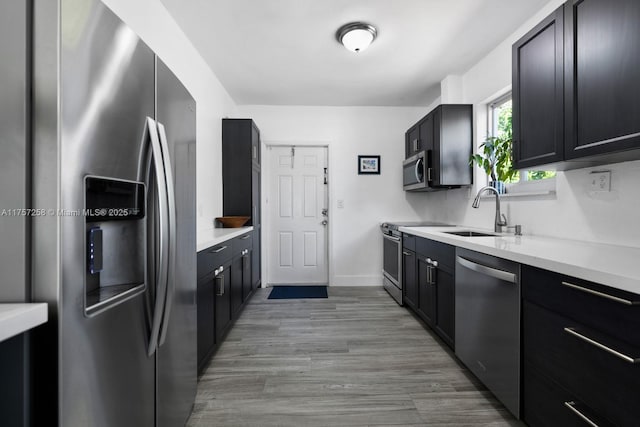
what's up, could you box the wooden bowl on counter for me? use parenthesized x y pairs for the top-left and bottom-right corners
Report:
(215, 216), (250, 228)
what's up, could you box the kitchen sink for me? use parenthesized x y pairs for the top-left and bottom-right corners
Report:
(443, 230), (498, 237)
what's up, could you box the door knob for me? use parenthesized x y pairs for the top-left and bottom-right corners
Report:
(321, 220), (328, 226)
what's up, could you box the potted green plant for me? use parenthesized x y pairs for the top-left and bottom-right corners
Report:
(470, 130), (517, 193)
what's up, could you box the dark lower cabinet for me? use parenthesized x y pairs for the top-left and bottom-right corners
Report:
(197, 270), (216, 372)
(242, 249), (252, 301)
(403, 235), (455, 350)
(214, 260), (233, 343)
(402, 248), (417, 309)
(251, 228), (260, 290)
(197, 231), (258, 374)
(433, 266), (455, 348)
(522, 265), (640, 427)
(417, 256), (435, 326)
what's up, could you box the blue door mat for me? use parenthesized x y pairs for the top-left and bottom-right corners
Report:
(268, 286), (328, 299)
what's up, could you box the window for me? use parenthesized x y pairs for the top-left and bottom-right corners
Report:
(488, 94), (555, 186)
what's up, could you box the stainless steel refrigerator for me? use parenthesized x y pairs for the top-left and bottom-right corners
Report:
(0, 0), (198, 425)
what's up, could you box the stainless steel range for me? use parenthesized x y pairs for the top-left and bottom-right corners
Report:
(380, 221), (450, 305)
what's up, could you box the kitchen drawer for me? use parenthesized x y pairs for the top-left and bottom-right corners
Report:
(233, 232), (253, 254)
(197, 242), (233, 278)
(523, 361), (614, 427)
(523, 301), (640, 425)
(522, 265), (640, 347)
(402, 233), (416, 251)
(416, 237), (454, 269)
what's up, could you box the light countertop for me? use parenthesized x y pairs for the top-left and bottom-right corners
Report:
(0, 303), (48, 343)
(197, 226), (254, 252)
(399, 226), (640, 295)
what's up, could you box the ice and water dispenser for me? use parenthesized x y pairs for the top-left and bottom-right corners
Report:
(84, 176), (146, 316)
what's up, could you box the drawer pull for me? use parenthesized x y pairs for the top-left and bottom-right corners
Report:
(211, 245), (227, 254)
(563, 401), (600, 427)
(561, 281), (640, 306)
(240, 234), (251, 240)
(564, 327), (640, 364)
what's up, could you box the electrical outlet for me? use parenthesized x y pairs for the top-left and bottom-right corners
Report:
(589, 170), (611, 192)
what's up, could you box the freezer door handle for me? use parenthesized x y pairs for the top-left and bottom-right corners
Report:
(157, 122), (177, 347)
(140, 117), (170, 357)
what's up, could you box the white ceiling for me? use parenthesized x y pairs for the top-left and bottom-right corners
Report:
(161, 0), (551, 107)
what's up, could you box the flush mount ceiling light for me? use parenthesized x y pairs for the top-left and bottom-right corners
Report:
(336, 22), (377, 53)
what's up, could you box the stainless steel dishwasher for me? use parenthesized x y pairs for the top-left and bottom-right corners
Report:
(455, 248), (521, 418)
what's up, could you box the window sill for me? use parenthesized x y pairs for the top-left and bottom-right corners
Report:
(481, 190), (556, 200)
(480, 177), (557, 200)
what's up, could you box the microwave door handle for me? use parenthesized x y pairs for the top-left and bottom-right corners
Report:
(157, 122), (176, 347)
(143, 117), (170, 357)
(415, 158), (423, 183)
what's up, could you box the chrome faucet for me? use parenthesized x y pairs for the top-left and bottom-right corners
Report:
(472, 186), (507, 233)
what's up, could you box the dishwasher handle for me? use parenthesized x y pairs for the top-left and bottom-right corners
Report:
(457, 255), (517, 284)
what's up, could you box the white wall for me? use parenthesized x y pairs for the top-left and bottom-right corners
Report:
(423, 0), (640, 249)
(101, 0), (237, 235)
(238, 106), (427, 286)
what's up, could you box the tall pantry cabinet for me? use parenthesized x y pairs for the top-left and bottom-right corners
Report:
(222, 119), (262, 291)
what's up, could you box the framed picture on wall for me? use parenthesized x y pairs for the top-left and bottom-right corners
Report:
(358, 155), (380, 175)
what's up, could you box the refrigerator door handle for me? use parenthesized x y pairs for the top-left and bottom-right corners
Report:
(157, 122), (176, 347)
(141, 117), (170, 357)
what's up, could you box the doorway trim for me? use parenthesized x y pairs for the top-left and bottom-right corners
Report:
(262, 141), (332, 288)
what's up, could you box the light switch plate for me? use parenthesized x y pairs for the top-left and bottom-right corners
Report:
(589, 170), (611, 192)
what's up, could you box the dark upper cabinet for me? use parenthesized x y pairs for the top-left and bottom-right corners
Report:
(512, 5), (564, 169)
(404, 104), (472, 191)
(251, 122), (261, 167)
(406, 114), (434, 158)
(405, 124), (420, 158)
(564, 0), (640, 161)
(513, 0), (640, 170)
(222, 118), (261, 226)
(432, 105), (472, 187)
(223, 118), (262, 289)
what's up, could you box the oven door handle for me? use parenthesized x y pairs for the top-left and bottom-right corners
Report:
(383, 234), (401, 242)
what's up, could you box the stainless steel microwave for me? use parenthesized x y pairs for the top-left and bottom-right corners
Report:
(403, 151), (430, 191)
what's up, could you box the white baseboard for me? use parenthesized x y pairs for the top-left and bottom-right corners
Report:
(331, 275), (382, 287)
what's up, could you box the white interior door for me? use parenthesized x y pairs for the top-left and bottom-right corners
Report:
(266, 146), (328, 286)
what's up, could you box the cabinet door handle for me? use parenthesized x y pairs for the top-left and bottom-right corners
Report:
(211, 245), (227, 254)
(564, 327), (640, 364)
(430, 265), (437, 285)
(563, 401), (600, 427)
(426, 265), (432, 285)
(215, 274), (225, 296)
(427, 167), (432, 182)
(413, 139), (419, 152)
(561, 281), (640, 306)
(402, 251), (412, 256)
(253, 145), (257, 159)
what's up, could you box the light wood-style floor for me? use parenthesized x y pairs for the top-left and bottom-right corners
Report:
(187, 287), (522, 427)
